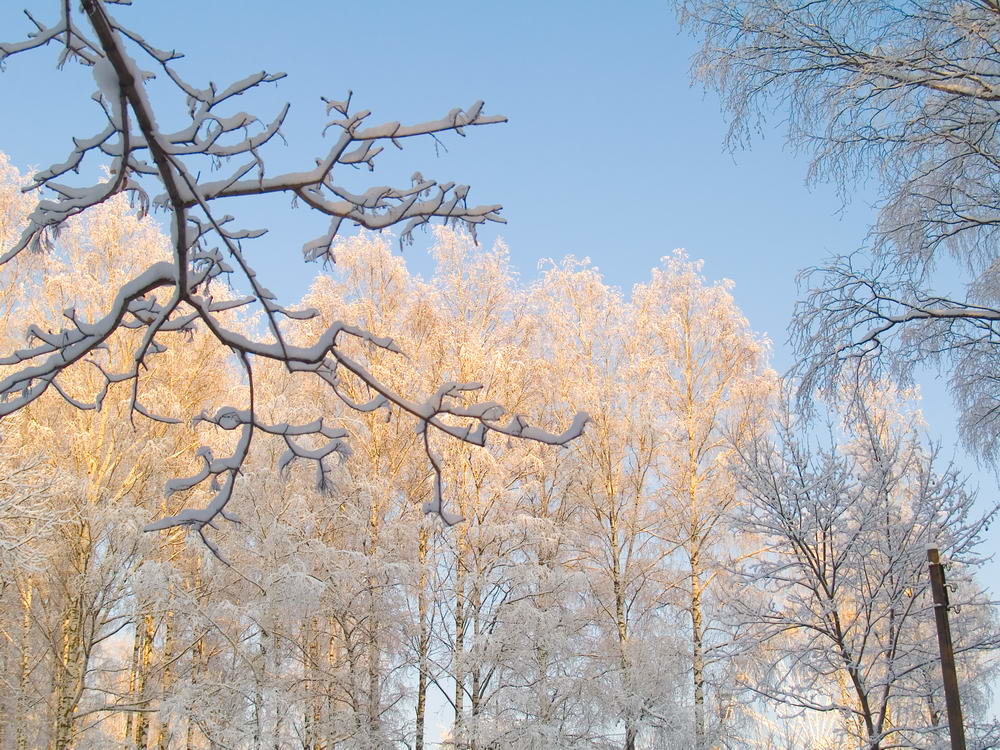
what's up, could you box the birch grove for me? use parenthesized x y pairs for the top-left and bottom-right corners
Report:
(1, 1), (999, 746)
(1, 161), (995, 747)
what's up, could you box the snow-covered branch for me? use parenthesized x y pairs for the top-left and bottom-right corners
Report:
(0, 0), (587, 550)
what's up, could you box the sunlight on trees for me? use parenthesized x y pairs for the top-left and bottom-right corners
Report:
(0, 1), (586, 552)
(0, 154), (996, 748)
(1, 0), (999, 747)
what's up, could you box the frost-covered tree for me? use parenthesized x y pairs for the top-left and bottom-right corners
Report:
(0, 165), (237, 749)
(732, 384), (1000, 749)
(531, 257), (678, 749)
(0, 452), (64, 749)
(0, 0), (586, 552)
(632, 252), (773, 749)
(518, 254), (774, 749)
(678, 0), (1000, 461)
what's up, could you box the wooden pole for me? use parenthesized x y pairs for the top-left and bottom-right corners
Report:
(927, 547), (966, 750)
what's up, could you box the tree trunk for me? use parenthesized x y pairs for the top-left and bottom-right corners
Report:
(470, 581), (482, 750)
(302, 619), (319, 750)
(367, 609), (380, 739)
(327, 618), (343, 747)
(612, 529), (635, 750)
(124, 616), (142, 744)
(252, 627), (264, 750)
(272, 627), (285, 750)
(15, 583), (33, 750)
(691, 546), (706, 749)
(156, 614), (174, 750)
(185, 627), (206, 750)
(52, 592), (83, 750)
(134, 614), (156, 749)
(454, 535), (467, 748)
(415, 527), (430, 750)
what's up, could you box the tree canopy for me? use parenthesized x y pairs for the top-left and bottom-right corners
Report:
(680, 0), (1000, 462)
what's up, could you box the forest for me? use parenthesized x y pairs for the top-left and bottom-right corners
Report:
(2, 0), (1000, 749)
(0, 164), (996, 748)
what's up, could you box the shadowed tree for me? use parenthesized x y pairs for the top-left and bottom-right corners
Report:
(677, 0), (1000, 461)
(732, 384), (1000, 749)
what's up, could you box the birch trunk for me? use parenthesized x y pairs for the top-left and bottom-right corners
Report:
(134, 614), (156, 748)
(124, 617), (142, 745)
(415, 526), (430, 750)
(453, 531), (467, 748)
(156, 614), (174, 750)
(15, 583), (33, 750)
(690, 547), (706, 748)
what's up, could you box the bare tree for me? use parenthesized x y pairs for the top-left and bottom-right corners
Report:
(732, 384), (1000, 749)
(0, 1), (586, 553)
(678, 0), (1000, 459)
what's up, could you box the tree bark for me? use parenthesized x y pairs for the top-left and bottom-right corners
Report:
(454, 531), (467, 748)
(691, 546), (706, 748)
(52, 586), (85, 750)
(134, 614), (156, 749)
(415, 526), (430, 750)
(15, 583), (33, 750)
(124, 615), (143, 745)
(611, 518), (635, 750)
(470, 581), (482, 750)
(156, 613), (174, 750)
(186, 623), (206, 750)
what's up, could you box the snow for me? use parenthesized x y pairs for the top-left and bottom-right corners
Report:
(91, 57), (119, 102)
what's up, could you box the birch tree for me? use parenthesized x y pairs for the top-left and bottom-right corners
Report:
(633, 252), (773, 749)
(292, 234), (431, 747)
(532, 257), (690, 749)
(678, 0), (1000, 460)
(732, 385), (1000, 749)
(0, 453), (64, 750)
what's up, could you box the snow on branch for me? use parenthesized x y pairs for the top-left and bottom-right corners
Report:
(793, 256), (1000, 384)
(0, 1), (588, 556)
(791, 254), (1000, 458)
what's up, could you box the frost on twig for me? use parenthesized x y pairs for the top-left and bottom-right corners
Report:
(679, 0), (1000, 464)
(0, 1), (588, 557)
(791, 255), (1000, 460)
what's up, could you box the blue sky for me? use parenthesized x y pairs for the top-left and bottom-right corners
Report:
(1, 0), (877, 357)
(1, 1), (995, 569)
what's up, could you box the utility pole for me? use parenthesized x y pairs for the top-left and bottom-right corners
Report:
(927, 547), (966, 750)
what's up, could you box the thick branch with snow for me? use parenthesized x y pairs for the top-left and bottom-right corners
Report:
(0, 1), (587, 553)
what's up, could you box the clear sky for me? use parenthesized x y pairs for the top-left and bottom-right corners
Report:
(2, 0), (996, 589)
